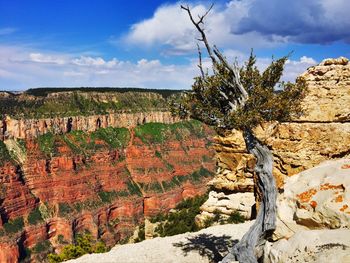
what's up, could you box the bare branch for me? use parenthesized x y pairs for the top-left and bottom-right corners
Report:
(213, 45), (248, 104)
(181, 4), (217, 66)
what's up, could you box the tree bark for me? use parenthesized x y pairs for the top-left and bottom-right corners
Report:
(221, 129), (277, 263)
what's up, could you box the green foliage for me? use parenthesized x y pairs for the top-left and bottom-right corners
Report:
(155, 150), (162, 158)
(134, 120), (205, 144)
(1, 88), (182, 118)
(3, 217), (24, 234)
(92, 127), (130, 148)
(126, 180), (142, 196)
(135, 123), (168, 143)
(37, 132), (56, 155)
(227, 211), (245, 224)
(150, 194), (208, 237)
(0, 141), (13, 165)
(98, 191), (118, 203)
(48, 233), (107, 263)
(134, 223), (145, 243)
(28, 207), (44, 225)
(174, 51), (306, 132)
(33, 240), (52, 253)
(58, 203), (73, 217)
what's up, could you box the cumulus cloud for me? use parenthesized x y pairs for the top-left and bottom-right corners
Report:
(124, 0), (350, 54)
(124, 0), (278, 54)
(0, 45), (197, 90)
(0, 45), (315, 91)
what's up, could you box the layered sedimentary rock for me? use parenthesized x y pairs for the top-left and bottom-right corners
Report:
(0, 120), (215, 262)
(1, 111), (180, 140)
(199, 57), (350, 221)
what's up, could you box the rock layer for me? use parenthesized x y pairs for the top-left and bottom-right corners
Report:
(0, 121), (215, 262)
(1, 111), (180, 140)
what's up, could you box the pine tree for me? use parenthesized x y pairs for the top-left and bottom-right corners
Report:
(174, 5), (307, 263)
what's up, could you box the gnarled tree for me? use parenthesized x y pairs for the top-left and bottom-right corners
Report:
(173, 5), (307, 263)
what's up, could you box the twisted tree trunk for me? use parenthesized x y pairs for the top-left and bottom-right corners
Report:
(221, 129), (277, 263)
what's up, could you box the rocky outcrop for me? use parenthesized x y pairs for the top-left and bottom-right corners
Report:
(198, 57), (350, 224)
(273, 159), (350, 240)
(263, 159), (350, 263)
(298, 57), (350, 122)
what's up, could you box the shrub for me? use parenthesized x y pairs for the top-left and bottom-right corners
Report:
(0, 141), (13, 165)
(58, 203), (73, 217)
(37, 132), (55, 155)
(3, 217), (24, 234)
(98, 191), (117, 204)
(126, 180), (142, 196)
(48, 234), (107, 263)
(154, 150), (162, 158)
(150, 194), (208, 237)
(134, 223), (145, 243)
(28, 207), (44, 225)
(227, 211), (245, 224)
(33, 240), (52, 253)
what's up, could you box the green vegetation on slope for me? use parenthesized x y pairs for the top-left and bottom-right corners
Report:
(148, 195), (245, 238)
(36, 127), (130, 157)
(92, 127), (130, 148)
(150, 194), (208, 237)
(28, 207), (44, 225)
(134, 120), (206, 144)
(48, 233), (107, 263)
(0, 88), (183, 118)
(0, 141), (13, 165)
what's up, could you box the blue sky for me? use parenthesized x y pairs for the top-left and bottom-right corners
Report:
(0, 0), (349, 90)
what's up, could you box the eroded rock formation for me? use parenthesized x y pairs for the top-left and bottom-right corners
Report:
(0, 120), (215, 262)
(199, 57), (350, 224)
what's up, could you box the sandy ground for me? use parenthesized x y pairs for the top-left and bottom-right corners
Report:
(68, 221), (253, 263)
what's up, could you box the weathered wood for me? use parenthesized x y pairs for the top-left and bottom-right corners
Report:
(221, 129), (277, 263)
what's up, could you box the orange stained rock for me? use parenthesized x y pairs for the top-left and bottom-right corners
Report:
(335, 195), (344, 203)
(310, 200), (317, 209)
(320, 183), (344, 191)
(340, 204), (349, 212)
(341, 164), (350, 169)
(297, 188), (317, 203)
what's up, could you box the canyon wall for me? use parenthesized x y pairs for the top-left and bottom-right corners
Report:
(0, 119), (215, 262)
(0, 111), (180, 140)
(199, 57), (350, 220)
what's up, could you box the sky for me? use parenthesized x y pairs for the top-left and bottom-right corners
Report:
(0, 0), (349, 91)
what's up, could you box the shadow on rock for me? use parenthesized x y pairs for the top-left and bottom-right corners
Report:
(173, 234), (238, 263)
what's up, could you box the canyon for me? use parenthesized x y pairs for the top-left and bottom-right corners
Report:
(0, 90), (216, 263)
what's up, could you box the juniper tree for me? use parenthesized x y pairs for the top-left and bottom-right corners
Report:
(174, 5), (307, 263)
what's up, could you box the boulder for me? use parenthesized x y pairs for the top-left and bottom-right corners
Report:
(273, 159), (350, 240)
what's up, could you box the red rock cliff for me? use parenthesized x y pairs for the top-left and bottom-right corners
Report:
(0, 120), (215, 262)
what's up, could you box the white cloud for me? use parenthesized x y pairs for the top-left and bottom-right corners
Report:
(0, 45), (197, 90)
(0, 44), (315, 91)
(123, 0), (350, 56)
(124, 0), (277, 54)
(29, 53), (66, 65)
